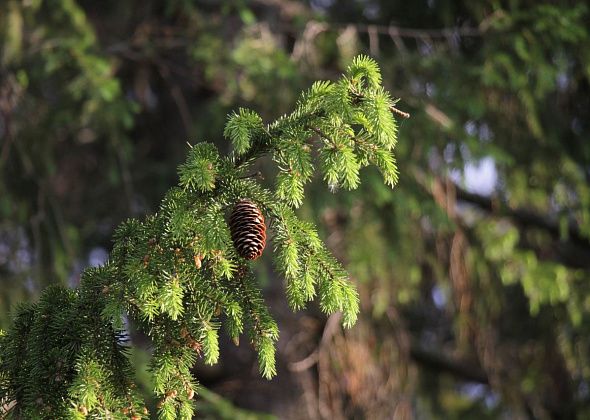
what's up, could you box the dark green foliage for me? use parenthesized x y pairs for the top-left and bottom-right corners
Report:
(0, 57), (401, 419)
(0, 271), (145, 418)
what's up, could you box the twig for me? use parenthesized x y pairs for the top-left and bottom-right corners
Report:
(238, 171), (263, 180)
(368, 25), (380, 56)
(351, 90), (410, 119)
(306, 125), (335, 144)
(390, 105), (410, 119)
(288, 349), (319, 372)
(409, 342), (489, 384)
(157, 65), (192, 135)
(1, 400), (17, 417)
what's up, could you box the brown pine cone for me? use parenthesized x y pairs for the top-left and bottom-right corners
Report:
(229, 199), (266, 260)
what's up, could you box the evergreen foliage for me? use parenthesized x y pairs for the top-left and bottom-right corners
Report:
(0, 56), (402, 419)
(2, 0), (590, 417)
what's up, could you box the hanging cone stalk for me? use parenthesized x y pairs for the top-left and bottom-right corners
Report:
(229, 199), (267, 260)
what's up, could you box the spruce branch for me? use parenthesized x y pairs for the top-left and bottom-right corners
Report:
(0, 56), (406, 419)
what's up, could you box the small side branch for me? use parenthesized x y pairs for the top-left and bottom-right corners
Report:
(351, 90), (410, 119)
(306, 125), (336, 145)
(409, 342), (489, 384)
(390, 105), (410, 119)
(289, 350), (319, 372)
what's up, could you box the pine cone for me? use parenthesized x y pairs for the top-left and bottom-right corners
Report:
(229, 199), (266, 260)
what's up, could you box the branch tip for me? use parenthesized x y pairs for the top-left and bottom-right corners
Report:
(390, 106), (410, 119)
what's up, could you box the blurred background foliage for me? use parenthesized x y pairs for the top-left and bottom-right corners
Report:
(1, 0), (590, 418)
